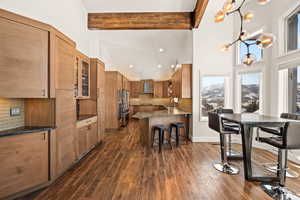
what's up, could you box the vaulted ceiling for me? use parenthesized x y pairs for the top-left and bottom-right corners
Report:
(83, 0), (197, 13)
(82, 0), (208, 80)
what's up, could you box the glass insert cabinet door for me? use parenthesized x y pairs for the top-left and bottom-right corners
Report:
(81, 60), (90, 97)
(74, 54), (90, 99)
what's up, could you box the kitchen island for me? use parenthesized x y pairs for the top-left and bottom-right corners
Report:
(132, 106), (191, 147)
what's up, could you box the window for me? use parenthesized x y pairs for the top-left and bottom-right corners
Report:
(279, 66), (300, 114)
(201, 76), (225, 117)
(287, 8), (300, 52)
(241, 73), (261, 113)
(239, 40), (263, 64)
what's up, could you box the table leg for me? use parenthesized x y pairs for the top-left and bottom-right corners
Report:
(241, 124), (279, 182)
(241, 124), (253, 180)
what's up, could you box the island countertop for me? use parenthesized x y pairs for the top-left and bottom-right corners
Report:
(132, 107), (191, 120)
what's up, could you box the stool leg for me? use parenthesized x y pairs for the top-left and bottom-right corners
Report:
(176, 127), (179, 147)
(159, 130), (163, 153)
(152, 128), (156, 147)
(168, 128), (173, 149)
(278, 149), (288, 187)
(184, 125), (189, 144)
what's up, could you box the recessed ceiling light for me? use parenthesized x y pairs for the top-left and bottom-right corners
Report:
(129, 65), (134, 68)
(159, 48), (164, 53)
(171, 65), (175, 69)
(157, 64), (162, 68)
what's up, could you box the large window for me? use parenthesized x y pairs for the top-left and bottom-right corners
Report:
(241, 73), (261, 113)
(201, 76), (225, 117)
(239, 39), (263, 63)
(287, 8), (300, 52)
(279, 66), (300, 114)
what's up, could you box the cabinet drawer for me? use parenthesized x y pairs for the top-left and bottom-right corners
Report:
(0, 132), (49, 199)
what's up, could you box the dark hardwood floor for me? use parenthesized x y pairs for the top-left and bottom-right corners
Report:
(19, 120), (300, 200)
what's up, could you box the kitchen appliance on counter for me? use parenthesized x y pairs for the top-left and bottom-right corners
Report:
(118, 89), (130, 127)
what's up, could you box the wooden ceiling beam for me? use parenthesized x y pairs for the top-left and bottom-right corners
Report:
(193, 0), (209, 28)
(88, 12), (193, 30)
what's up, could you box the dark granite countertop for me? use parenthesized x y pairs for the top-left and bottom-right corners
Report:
(77, 114), (97, 121)
(0, 126), (56, 137)
(132, 107), (191, 120)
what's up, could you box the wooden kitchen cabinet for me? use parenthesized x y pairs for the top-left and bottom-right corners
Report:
(55, 89), (76, 176)
(141, 80), (154, 94)
(74, 50), (90, 99)
(163, 81), (170, 98)
(55, 36), (76, 91)
(90, 58), (106, 142)
(122, 76), (130, 91)
(105, 71), (125, 130)
(170, 64), (192, 98)
(130, 81), (142, 98)
(76, 118), (98, 158)
(0, 132), (49, 199)
(0, 16), (48, 98)
(154, 81), (164, 98)
(87, 122), (98, 149)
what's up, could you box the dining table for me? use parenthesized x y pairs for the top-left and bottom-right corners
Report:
(220, 113), (292, 182)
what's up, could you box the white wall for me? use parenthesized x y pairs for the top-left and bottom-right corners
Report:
(192, 0), (234, 142)
(0, 0), (97, 56)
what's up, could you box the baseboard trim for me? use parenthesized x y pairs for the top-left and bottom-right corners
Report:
(191, 137), (219, 143)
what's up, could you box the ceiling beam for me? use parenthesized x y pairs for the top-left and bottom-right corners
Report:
(193, 0), (209, 28)
(88, 12), (193, 30)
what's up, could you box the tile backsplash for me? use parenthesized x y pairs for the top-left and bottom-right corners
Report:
(0, 99), (24, 131)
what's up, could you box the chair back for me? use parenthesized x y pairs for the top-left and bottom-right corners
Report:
(280, 113), (300, 120)
(283, 122), (300, 149)
(216, 109), (234, 114)
(208, 109), (234, 133)
(208, 111), (220, 133)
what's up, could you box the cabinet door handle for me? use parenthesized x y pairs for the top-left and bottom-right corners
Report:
(42, 133), (46, 140)
(42, 89), (46, 96)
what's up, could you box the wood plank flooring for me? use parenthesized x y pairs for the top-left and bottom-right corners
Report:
(20, 120), (300, 200)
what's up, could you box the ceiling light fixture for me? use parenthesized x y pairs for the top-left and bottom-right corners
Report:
(171, 65), (175, 69)
(129, 65), (134, 68)
(157, 64), (162, 68)
(216, 0), (275, 66)
(159, 48), (164, 53)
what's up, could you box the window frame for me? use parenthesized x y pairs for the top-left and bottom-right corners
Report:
(235, 70), (264, 114)
(285, 5), (300, 54)
(200, 74), (231, 121)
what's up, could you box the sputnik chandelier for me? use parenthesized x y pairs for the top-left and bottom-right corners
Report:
(215, 0), (275, 66)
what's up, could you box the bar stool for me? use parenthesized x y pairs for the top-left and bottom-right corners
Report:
(216, 109), (243, 160)
(208, 109), (241, 175)
(170, 122), (188, 147)
(257, 121), (300, 200)
(257, 113), (299, 178)
(152, 125), (172, 153)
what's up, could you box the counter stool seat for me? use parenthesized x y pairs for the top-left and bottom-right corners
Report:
(170, 122), (188, 147)
(152, 125), (172, 153)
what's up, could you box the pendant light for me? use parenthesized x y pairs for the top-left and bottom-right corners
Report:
(215, 0), (275, 66)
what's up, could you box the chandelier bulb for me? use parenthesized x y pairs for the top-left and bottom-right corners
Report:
(243, 12), (254, 22)
(220, 44), (230, 52)
(257, 0), (271, 5)
(223, 0), (236, 13)
(257, 33), (276, 49)
(242, 53), (256, 66)
(215, 10), (226, 23)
